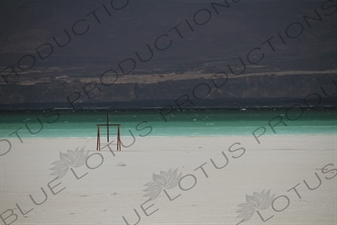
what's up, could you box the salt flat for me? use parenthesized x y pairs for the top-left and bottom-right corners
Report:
(0, 135), (336, 225)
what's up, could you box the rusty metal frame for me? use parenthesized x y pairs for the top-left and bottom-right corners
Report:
(96, 124), (121, 151)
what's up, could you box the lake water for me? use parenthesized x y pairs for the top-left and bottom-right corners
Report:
(0, 109), (336, 139)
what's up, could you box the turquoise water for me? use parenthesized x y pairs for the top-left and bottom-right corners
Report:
(0, 109), (336, 138)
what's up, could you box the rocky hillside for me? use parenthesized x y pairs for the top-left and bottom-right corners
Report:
(0, 0), (336, 110)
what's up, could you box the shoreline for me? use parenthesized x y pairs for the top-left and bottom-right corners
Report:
(1, 106), (337, 112)
(2, 132), (336, 140)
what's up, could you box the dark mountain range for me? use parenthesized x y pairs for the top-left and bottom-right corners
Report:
(0, 0), (336, 110)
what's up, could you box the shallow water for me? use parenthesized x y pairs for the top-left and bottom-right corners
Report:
(0, 109), (336, 138)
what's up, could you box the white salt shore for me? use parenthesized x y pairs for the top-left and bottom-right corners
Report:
(0, 134), (336, 225)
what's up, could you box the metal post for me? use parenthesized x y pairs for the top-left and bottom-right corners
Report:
(107, 111), (109, 143)
(96, 125), (99, 150)
(98, 125), (101, 151)
(118, 124), (121, 151)
(96, 125), (100, 151)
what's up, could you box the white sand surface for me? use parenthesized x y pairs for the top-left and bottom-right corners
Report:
(0, 134), (336, 225)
